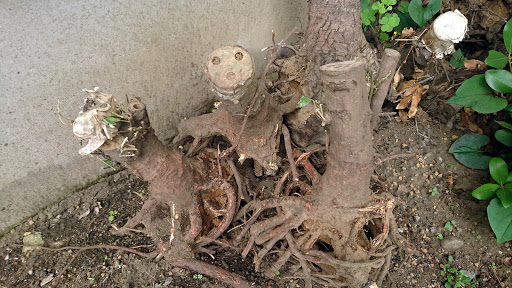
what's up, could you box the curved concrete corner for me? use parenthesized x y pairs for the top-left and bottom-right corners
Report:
(0, 0), (307, 234)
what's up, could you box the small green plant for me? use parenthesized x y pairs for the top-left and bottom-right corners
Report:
(193, 273), (203, 280)
(472, 157), (512, 243)
(441, 264), (477, 288)
(448, 255), (454, 262)
(102, 159), (115, 169)
(450, 49), (468, 69)
(429, 187), (438, 196)
(444, 220), (455, 231)
(297, 96), (326, 124)
(436, 233), (444, 240)
(103, 113), (121, 126)
(407, 0), (442, 28)
(447, 18), (512, 115)
(276, 271), (281, 276)
(297, 96), (313, 108)
(108, 210), (118, 222)
(471, 231), (482, 240)
(361, 0), (401, 45)
(448, 203), (455, 210)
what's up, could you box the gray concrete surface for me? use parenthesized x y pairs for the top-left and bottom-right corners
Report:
(0, 0), (307, 234)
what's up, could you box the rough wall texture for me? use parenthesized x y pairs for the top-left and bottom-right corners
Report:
(0, 0), (307, 234)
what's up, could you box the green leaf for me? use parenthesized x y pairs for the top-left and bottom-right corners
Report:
(450, 49), (467, 69)
(448, 133), (491, 170)
(380, 13), (400, 32)
(472, 183), (500, 200)
(504, 17), (512, 54)
(485, 50), (509, 69)
(362, 9), (377, 26)
(408, 0), (441, 27)
(488, 198), (512, 244)
(397, 1), (409, 13)
(297, 96), (312, 108)
(395, 11), (417, 33)
(490, 157), (509, 185)
(381, 0), (397, 5)
(485, 70), (512, 94)
(104, 114), (120, 126)
(497, 186), (512, 208)
(379, 32), (390, 43)
(497, 121), (512, 130)
(446, 74), (507, 114)
(496, 129), (512, 147)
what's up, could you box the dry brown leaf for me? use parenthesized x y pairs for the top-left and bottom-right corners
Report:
(464, 59), (486, 70)
(408, 86), (423, 118)
(413, 66), (424, 80)
(459, 110), (482, 133)
(447, 175), (454, 189)
(463, 107), (475, 116)
(393, 68), (403, 90)
(397, 80), (416, 96)
(396, 94), (413, 110)
(401, 27), (415, 37)
(398, 110), (408, 120)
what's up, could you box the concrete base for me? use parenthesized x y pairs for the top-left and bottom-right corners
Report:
(0, 0), (307, 234)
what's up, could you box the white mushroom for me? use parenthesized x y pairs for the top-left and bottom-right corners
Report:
(422, 10), (468, 58)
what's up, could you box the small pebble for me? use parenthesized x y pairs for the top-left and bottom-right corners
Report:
(441, 236), (464, 251)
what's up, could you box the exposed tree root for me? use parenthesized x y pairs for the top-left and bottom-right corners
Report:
(232, 193), (399, 288)
(63, 11), (406, 284)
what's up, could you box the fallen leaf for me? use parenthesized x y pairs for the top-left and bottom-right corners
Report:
(505, 257), (512, 267)
(397, 80), (417, 96)
(464, 59), (486, 70)
(464, 107), (475, 116)
(396, 95), (413, 110)
(408, 86), (423, 118)
(413, 66), (424, 80)
(401, 27), (415, 37)
(398, 110), (409, 120)
(459, 110), (483, 133)
(393, 68), (403, 90)
(447, 175), (454, 189)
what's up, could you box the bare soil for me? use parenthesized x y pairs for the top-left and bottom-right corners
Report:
(2, 112), (510, 288)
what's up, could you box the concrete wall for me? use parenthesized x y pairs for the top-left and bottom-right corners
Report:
(0, 0), (307, 234)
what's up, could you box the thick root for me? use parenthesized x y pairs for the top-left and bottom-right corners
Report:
(233, 195), (399, 288)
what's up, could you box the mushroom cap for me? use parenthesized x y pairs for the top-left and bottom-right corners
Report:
(432, 10), (468, 43)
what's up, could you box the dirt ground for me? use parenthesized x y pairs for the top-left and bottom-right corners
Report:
(1, 112), (508, 288)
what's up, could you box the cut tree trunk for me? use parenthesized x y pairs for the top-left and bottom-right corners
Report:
(304, 0), (377, 93)
(100, 102), (252, 288)
(69, 0), (404, 286)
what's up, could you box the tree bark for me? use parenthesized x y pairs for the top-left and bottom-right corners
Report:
(316, 61), (373, 208)
(304, 0), (375, 92)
